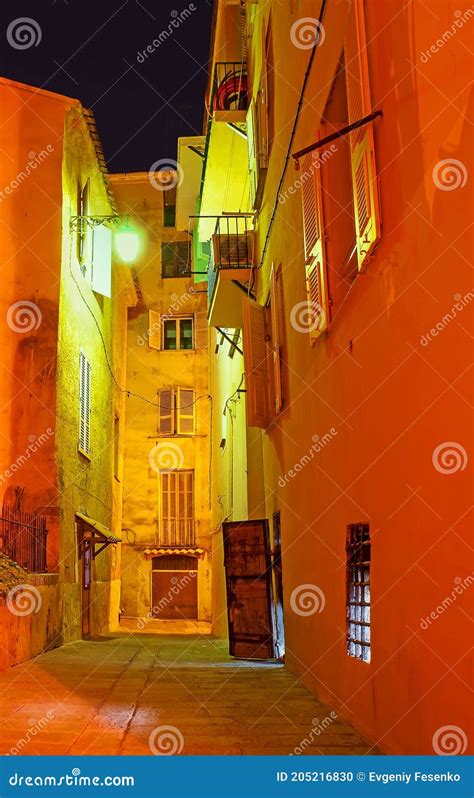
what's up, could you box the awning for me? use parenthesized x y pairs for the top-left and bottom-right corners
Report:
(144, 547), (205, 559)
(76, 512), (121, 556)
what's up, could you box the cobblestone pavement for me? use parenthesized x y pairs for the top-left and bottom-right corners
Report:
(0, 634), (375, 755)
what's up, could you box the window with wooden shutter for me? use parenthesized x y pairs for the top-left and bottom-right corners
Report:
(301, 150), (329, 344)
(344, 0), (380, 270)
(148, 310), (160, 350)
(177, 388), (195, 435)
(79, 350), (91, 456)
(160, 471), (194, 546)
(270, 265), (283, 413)
(158, 388), (195, 435)
(242, 296), (272, 428)
(161, 242), (191, 278)
(158, 388), (174, 435)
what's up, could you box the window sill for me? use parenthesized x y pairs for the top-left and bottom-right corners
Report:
(78, 447), (91, 462)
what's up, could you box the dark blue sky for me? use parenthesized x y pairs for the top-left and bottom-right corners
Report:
(0, 0), (214, 172)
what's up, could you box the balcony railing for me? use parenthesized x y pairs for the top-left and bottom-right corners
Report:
(158, 519), (195, 547)
(212, 215), (254, 270)
(212, 62), (248, 112)
(0, 504), (48, 572)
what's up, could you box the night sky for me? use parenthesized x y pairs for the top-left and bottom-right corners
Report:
(0, 0), (214, 172)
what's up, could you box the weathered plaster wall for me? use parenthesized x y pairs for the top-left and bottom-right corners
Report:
(0, 576), (61, 671)
(111, 174), (211, 624)
(56, 107), (134, 642)
(206, 0), (473, 754)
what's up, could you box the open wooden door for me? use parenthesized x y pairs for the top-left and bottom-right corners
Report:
(222, 519), (276, 659)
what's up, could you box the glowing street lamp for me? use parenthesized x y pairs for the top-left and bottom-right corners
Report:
(114, 221), (141, 264)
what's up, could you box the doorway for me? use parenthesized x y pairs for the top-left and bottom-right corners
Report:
(151, 554), (198, 619)
(222, 519), (276, 659)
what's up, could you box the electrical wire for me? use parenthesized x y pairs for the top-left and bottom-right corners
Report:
(69, 244), (211, 411)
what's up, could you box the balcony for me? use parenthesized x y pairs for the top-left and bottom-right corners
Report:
(158, 519), (196, 548)
(208, 215), (254, 328)
(199, 62), (250, 242)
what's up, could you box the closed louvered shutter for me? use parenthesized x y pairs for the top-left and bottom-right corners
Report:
(177, 388), (195, 435)
(161, 242), (190, 278)
(246, 100), (258, 208)
(270, 266), (283, 413)
(344, 0), (380, 270)
(79, 350), (91, 455)
(158, 388), (174, 435)
(242, 296), (271, 428)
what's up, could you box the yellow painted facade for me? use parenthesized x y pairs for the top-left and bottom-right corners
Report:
(114, 165), (212, 631)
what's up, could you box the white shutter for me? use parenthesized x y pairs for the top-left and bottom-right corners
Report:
(91, 224), (112, 297)
(242, 296), (272, 428)
(148, 310), (161, 350)
(79, 350), (91, 456)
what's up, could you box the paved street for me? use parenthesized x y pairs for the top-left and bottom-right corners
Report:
(0, 635), (374, 755)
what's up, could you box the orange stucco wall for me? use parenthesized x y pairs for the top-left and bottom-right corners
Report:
(207, 0), (473, 754)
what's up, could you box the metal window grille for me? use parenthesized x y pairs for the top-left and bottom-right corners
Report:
(346, 523), (371, 663)
(0, 504), (48, 573)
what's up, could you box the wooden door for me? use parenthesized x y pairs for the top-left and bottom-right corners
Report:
(81, 540), (92, 638)
(223, 519), (276, 659)
(151, 570), (198, 619)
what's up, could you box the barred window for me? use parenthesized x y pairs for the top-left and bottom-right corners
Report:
(346, 523), (371, 663)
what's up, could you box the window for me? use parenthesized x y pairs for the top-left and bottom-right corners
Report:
(113, 414), (120, 479)
(344, 0), (381, 270)
(161, 241), (191, 278)
(158, 388), (195, 435)
(79, 350), (91, 457)
(160, 471), (194, 546)
(346, 523), (371, 663)
(163, 317), (194, 350)
(320, 59), (357, 315)
(300, 148), (329, 344)
(163, 186), (177, 227)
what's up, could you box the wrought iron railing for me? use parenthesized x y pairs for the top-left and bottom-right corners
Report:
(158, 519), (195, 547)
(0, 505), (48, 572)
(212, 215), (254, 269)
(212, 62), (248, 112)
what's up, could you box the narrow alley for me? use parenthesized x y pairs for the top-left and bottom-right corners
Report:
(0, 635), (372, 756)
